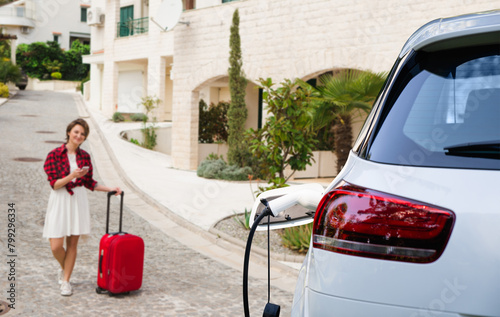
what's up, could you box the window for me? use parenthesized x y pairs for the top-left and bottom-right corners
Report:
(53, 35), (59, 43)
(16, 6), (25, 17)
(367, 45), (500, 169)
(119, 5), (134, 37)
(81, 7), (88, 22)
(222, 0), (238, 3)
(184, 0), (195, 10)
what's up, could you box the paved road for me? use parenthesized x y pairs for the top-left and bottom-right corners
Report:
(0, 90), (294, 316)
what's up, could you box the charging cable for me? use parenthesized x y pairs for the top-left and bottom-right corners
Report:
(243, 199), (281, 317)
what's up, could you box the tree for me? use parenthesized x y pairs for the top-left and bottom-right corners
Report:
(247, 78), (317, 182)
(227, 9), (248, 167)
(302, 70), (386, 173)
(16, 40), (89, 80)
(61, 40), (90, 80)
(16, 42), (64, 79)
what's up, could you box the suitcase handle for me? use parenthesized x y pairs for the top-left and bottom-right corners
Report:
(99, 254), (103, 276)
(106, 191), (124, 234)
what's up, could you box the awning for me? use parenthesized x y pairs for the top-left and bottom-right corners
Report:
(69, 32), (90, 39)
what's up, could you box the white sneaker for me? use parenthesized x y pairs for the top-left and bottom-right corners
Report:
(60, 281), (72, 296)
(58, 269), (64, 285)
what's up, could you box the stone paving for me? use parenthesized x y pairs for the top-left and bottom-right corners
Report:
(0, 91), (294, 316)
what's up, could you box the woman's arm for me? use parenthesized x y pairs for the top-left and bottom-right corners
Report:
(94, 184), (122, 195)
(52, 168), (88, 190)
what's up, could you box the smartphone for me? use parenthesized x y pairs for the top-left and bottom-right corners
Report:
(82, 166), (90, 171)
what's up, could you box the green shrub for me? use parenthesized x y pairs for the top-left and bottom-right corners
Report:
(197, 158), (253, 181)
(0, 82), (9, 98)
(61, 40), (90, 81)
(16, 42), (64, 79)
(139, 95), (160, 150)
(141, 126), (157, 150)
(51, 72), (62, 79)
(240, 136), (271, 180)
(220, 164), (252, 181)
(80, 72), (90, 94)
(197, 159), (226, 179)
(130, 113), (148, 122)
(16, 40), (89, 81)
(280, 222), (312, 254)
(130, 138), (140, 145)
(44, 59), (62, 74)
(112, 112), (124, 122)
(198, 99), (229, 143)
(205, 153), (224, 161)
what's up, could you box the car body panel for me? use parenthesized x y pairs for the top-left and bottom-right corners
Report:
(299, 153), (500, 316)
(399, 10), (500, 58)
(293, 287), (466, 317)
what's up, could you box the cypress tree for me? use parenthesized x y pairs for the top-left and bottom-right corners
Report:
(227, 9), (248, 166)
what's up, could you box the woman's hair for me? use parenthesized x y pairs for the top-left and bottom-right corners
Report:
(66, 118), (90, 143)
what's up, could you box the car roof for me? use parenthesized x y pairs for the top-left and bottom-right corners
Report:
(399, 10), (500, 58)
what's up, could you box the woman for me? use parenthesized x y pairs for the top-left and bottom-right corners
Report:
(43, 118), (121, 296)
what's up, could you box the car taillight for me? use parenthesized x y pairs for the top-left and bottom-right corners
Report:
(313, 183), (455, 263)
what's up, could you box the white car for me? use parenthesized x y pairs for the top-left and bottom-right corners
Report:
(252, 10), (500, 317)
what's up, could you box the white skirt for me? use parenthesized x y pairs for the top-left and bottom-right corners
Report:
(43, 186), (91, 239)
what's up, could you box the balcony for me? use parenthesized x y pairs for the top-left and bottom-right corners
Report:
(117, 17), (149, 38)
(0, 6), (36, 28)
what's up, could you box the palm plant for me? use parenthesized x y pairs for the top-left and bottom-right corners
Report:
(0, 60), (21, 84)
(0, 40), (11, 60)
(302, 70), (386, 173)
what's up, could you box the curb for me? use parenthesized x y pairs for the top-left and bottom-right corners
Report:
(0, 89), (19, 107)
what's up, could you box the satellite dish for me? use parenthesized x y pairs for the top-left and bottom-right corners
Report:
(151, 0), (188, 31)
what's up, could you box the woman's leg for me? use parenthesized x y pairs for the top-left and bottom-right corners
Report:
(62, 235), (80, 282)
(49, 237), (66, 270)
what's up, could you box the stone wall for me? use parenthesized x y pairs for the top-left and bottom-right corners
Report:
(169, 0), (499, 169)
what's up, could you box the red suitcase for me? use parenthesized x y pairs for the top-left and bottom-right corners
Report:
(96, 191), (144, 295)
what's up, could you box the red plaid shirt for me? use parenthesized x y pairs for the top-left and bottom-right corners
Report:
(43, 144), (97, 195)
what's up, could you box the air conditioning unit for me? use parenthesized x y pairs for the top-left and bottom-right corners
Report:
(20, 26), (31, 34)
(87, 7), (103, 26)
(99, 13), (105, 24)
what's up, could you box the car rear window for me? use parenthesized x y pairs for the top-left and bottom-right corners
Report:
(367, 45), (500, 170)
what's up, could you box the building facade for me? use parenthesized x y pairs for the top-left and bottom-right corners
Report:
(83, 0), (500, 170)
(0, 0), (91, 52)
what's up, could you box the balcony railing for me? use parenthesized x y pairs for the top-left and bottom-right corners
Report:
(117, 17), (149, 38)
(0, 6), (35, 18)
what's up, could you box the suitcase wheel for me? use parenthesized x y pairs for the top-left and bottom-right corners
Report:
(96, 287), (107, 295)
(108, 291), (130, 297)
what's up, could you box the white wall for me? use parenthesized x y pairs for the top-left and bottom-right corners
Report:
(196, 0), (224, 10)
(10, 0), (91, 50)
